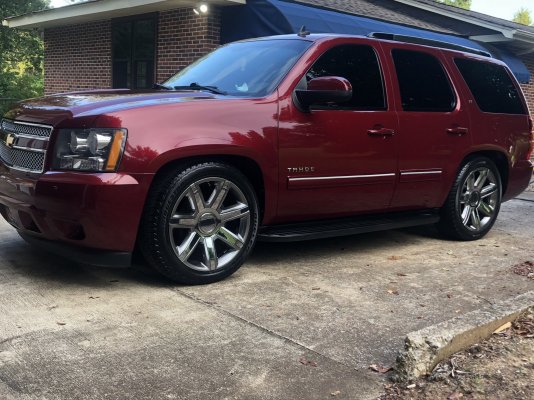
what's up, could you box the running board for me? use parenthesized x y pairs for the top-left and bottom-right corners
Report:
(257, 210), (440, 242)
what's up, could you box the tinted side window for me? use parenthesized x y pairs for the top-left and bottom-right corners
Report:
(392, 49), (456, 112)
(454, 58), (526, 115)
(307, 45), (386, 110)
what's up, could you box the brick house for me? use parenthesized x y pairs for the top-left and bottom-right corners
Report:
(3, 0), (534, 111)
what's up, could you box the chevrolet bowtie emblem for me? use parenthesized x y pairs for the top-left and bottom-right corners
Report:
(4, 133), (16, 148)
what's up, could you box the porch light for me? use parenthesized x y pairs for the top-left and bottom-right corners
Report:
(193, 4), (208, 15)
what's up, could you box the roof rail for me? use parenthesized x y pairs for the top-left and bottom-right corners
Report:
(368, 32), (492, 58)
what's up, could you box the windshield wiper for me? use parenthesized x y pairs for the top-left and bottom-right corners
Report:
(173, 83), (227, 95)
(152, 83), (173, 90)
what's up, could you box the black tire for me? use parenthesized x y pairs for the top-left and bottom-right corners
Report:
(437, 157), (502, 241)
(139, 162), (259, 284)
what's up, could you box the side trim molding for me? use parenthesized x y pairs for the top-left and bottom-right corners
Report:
(287, 173), (396, 189)
(399, 169), (443, 182)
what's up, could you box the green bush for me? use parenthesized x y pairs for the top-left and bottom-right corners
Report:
(0, 69), (44, 115)
(1, 0), (49, 115)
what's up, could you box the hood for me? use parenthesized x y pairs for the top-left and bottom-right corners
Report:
(2, 89), (221, 127)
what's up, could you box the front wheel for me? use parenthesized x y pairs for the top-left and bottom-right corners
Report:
(139, 162), (259, 284)
(437, 157), (502, 241)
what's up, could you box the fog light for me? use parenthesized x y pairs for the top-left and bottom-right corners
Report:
(59, 156), (105, 171)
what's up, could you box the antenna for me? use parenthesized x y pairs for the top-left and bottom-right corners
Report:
(298, 25), (310, 38)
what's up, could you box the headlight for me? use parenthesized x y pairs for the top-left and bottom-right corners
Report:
(54, 128), (127, 172)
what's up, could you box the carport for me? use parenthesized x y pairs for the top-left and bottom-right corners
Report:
(221, 0), (531, 83)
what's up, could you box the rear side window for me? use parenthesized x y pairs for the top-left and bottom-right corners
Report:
(392, 49), (456, 112)
(454, 58), (526, 115)
(307, 44), (386, 110)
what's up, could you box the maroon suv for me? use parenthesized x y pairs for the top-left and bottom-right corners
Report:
(0, 34), (532, 284)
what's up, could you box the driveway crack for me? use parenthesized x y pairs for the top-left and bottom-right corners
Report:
(172, 288), (356, 370)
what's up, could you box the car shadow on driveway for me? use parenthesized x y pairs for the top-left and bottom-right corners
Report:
(0, 224), (447, 287)
(250, 226), (442, 266)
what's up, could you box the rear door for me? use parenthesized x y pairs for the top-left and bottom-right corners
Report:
(382, 44), (472, 209)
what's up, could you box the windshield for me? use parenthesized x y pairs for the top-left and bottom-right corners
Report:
(164, 39), (312, 97)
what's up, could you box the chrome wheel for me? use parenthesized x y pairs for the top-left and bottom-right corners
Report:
(458, 167), (499, 232)
(168, 177), (251, 272)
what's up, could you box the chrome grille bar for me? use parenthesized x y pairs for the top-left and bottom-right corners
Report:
(0, 119), (52, 138)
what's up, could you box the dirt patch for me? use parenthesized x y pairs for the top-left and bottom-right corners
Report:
(380, 311), (534, 400)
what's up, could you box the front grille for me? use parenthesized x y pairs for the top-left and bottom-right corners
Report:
(0, 141), (46, 172)
(0, 119), (52, 173)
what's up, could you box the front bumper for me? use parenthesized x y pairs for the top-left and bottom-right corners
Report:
(0, 163), (154, 259)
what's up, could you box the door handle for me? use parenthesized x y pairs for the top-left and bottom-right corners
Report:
(367, 127), (395, 137)
(446, 126), (469, 135)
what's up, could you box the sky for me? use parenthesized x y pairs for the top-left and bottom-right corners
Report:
(471, 0), (533, 22)
(49, 0), (534, 22)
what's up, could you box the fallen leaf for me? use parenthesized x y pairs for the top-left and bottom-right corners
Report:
(388, 255), (402, 261)
(369, 364), (392, 374)
(493, 321), (512, 334)
(330, 391), (341, 397)
(387, 289), (399, 295)
(511, 261), (534, 279)
(299, 357), (318, 367)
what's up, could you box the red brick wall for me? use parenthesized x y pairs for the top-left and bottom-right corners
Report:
(44, 20), (112, 95)
(43, 8), (221, 93)
(520, 53), (534, 115)
(156, 7), (221, 83)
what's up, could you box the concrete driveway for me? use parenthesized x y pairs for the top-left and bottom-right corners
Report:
(0, 197), (533, 400)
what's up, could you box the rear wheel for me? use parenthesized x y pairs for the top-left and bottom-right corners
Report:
(437, 157), (502, 241)
(139, 162), (259, 284)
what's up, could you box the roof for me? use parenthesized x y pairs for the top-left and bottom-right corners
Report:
(295, 0), (490, 35)
(295, 0), (534, 48)
(2, 0), (244, 29)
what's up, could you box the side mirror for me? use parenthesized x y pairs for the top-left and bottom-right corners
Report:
(294, 76), (352, 112)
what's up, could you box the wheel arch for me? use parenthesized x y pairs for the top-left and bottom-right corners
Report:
(460, 150), (509, 196)
(150, 154), (266, 220)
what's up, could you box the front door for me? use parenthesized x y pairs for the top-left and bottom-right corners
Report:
(277, 43), (399, 222)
